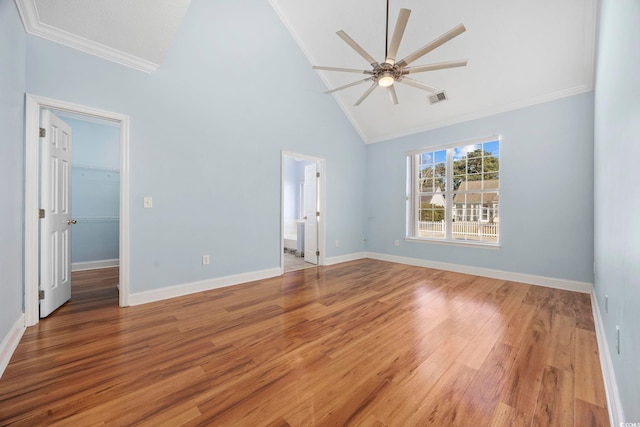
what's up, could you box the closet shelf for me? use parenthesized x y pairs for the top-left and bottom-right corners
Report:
(73, 217), (120, 222)
(73, 164), (120, 173)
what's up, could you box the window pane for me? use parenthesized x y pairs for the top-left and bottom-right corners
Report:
(420, 178), (433, 193)
(418, 194), (445, 238)
(466, 144), (483, 159)
(419, 165), (434, 179)
(453, 175), (466, 191)
(483, 140), (499, 156)
(483, 155), (499, 173)
(419, 152), (434, 165)
(483, 172), (499, 189)
(453, 144), (481, 160)
(466, 160), (482, 175)
(434, 162), (446, 190)
(467, 174), (482, 189)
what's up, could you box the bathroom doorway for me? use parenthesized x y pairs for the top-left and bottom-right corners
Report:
(281, 152), (326, 273)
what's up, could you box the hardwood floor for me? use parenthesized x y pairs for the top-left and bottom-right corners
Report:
(0, 260), (609, 426)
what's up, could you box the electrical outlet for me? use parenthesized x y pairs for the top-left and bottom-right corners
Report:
(335, 240), (340, 247)
(202, 255), (210, 265)
(143, 196), (153, 208)
(394, 240), (400, 246)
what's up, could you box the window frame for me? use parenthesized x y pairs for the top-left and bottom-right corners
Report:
(406, 135), (501, 247)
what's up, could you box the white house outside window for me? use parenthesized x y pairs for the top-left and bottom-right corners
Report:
(406, 136), (500, 245)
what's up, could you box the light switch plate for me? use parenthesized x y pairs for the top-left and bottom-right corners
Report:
(143, 197), (153, 208)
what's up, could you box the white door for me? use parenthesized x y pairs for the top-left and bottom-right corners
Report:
(40, 110), (73, 318)
(303, 163), (318, 264)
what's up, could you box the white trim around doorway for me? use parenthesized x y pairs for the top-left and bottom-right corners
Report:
(24, 94), (130, 326)
(281, 151), (327, 273)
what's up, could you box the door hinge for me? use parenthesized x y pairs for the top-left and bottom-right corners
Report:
(316, 250), (320, 257)
(39, 208), (45, 219)
(39, 127), (46, 137)
(316, 172), (320, 178)
(316, 211), (320, 217)
(39, 290), (45, 300)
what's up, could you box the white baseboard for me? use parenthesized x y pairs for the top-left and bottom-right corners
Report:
(324, 252), (367, 266)
(591, 290), (624, 426)
(365, 252), (593, 293)
(0, 314), (26, 379)
(72, 259), (119, 272)
(128, 267), (282, 306)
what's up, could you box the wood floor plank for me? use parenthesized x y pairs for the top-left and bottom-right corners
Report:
(407, 362), (478, 426)
(575, 328), (608, 408)
(574, 398), (610, 427)
(451, 342), (519, 425)
(499, 317), (551, 420)
(489, 402), (530, 426)
(547, 313), (576, 373)
(0, 259), (609, 426)
(532, 365), (574, 427)
(498, 301), (537, 347)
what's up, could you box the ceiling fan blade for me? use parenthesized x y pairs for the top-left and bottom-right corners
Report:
(336, 30), (379, 66)
(387, 85), (398, 105)
(385, 8), (411, 65)
(313, 66), (373, 74)
(402, 59), (468, 74)
(354, 82), (378, 106)
(396, 24), (466, 68)
(324, 77), (372, 94)
(397, 77), (439, 93)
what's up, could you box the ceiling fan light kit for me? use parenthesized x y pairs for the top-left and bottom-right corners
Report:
(378, 72), (396, 87)
(313, 1), (468, 106)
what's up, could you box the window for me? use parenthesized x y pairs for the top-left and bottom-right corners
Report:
(407, 136), (500, 244)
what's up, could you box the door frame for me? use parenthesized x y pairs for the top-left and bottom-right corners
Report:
(281, 151), (326, 273)
(24, 94), (130, 326)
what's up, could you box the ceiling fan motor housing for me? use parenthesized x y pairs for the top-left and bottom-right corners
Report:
(373, 63), (401, 85)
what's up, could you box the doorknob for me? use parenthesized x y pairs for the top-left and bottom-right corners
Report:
(304, 216), (308, 220)
(67, 219), (77, 225)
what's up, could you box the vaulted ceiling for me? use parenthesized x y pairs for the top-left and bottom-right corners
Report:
(15, 0), (597, 143)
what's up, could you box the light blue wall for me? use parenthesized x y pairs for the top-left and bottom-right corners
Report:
(366, 93), (594, 283)
(25, 0), (366, 292)
(594, 0), (640, 420)
(62, 117), (119, 169)
(283, 156), (298, 230)
(61, 118), (120, 264)
(0, 1), (26, 346)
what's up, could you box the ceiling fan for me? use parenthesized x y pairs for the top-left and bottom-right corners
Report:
(313, 1), (468, 106)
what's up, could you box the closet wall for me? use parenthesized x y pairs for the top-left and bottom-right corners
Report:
(60, 116), (120, 270)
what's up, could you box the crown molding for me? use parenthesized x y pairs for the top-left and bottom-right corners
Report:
(365, 84), (594, 144)
(14, 0), (158, 73)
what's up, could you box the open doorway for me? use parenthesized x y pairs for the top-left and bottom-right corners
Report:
(281, 152), (326, 273)
(54, 112), (121, 274)
(55, 112), (121, 313)
(24, 95), (130, 326)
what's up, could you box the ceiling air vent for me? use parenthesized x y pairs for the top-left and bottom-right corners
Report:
(429, 91), (448, 104)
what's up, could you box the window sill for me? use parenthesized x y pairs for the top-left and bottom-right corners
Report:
(404, 237), (501, 249)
